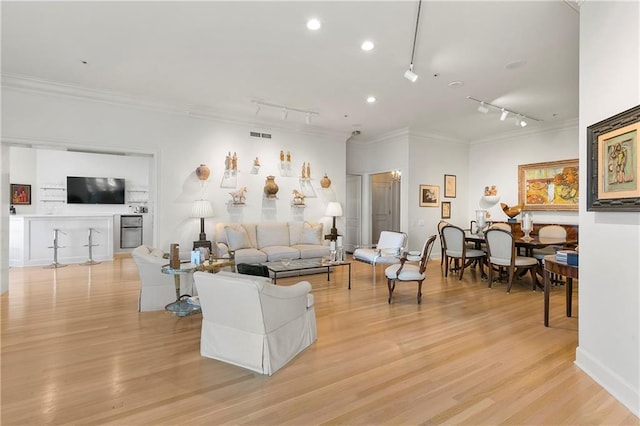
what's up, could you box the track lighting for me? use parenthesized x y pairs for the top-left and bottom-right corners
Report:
(404, 64), (418, 82)
(403, 0), (422, 83)
(252, 100), (319, 124)
(467, 96), (541, 128)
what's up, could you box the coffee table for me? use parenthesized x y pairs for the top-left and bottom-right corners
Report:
(261, 258), (351, 289)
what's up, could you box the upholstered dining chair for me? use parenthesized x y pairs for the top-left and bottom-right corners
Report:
(437, 220), (450, 266)
(485, 228), (539, 293)
(384, 235), (437, 304)
(532, 225), (567, 260)
(488, 222), (512, 232)
(441, 225), (486, 280)
(353, 230), (407, 278)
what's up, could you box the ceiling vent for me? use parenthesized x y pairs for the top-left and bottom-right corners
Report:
(250, 131), (261, 138)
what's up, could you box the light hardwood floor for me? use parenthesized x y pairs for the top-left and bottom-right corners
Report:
(2, 256), (638, 425)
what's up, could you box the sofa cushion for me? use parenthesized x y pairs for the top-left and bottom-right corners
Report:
(293, 244), (331, 259)
(234, 248), (268, 264)
(257, 223), (290, 249)
(261, 246), (299, 261)
(300, 222), (323, 245)
(150, 248), (165, 258)
(288, 221), (304, 245)
(225, 225), (252, 251)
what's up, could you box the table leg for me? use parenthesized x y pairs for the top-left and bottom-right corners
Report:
(174, 275), (180, 300)
(566, 277), (573, 317)
(544, 267), (551, 327)
(327, 267), (331, 281)
(348, 263), (351, 289)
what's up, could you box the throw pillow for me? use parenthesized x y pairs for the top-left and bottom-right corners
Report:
(224, 226), (252, 251)
(300, 222), (323, 245)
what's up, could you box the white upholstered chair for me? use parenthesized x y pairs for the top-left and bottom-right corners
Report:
(485, 229), (539, 293)
(193, 271), (317, 376)
(353, 230), (407, 277)
(384, 235), (437, 304)
(532, 225), (567, 260)
(132, 245), (194, 312)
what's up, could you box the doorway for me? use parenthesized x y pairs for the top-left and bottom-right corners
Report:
(371, 172), (401, 244)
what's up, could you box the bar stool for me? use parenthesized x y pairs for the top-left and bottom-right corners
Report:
(45, 228), (67, 269)
(81, 227), (101, 266)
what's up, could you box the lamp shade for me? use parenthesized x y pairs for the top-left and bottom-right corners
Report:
(191, 199), (213, 218)
(325, 202), (343, 217)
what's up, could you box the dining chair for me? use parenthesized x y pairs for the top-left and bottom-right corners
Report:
(488, 223), (512, 232)
(441, 225), (486, 280)
(437, 220), (450, 266)
(485, 228), (539, 293)
(384, 235), (437, 304)
(532, 225), (568, 284)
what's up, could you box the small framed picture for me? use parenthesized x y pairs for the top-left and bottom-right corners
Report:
(10, 184), (31, 205)
(419, 184), (439, 207)
(441, 201), (451, 219)
(444, 174), (457, 198)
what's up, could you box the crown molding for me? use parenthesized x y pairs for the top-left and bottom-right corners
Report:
(469, 118), (579, 145)
(348, 128), (410, 146)
(2, 74), (348, 141)
(1, 135), (156, 157)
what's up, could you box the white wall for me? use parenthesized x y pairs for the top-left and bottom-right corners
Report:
(407, 133), (470, 252)
(577, 1), (639, 416)
(468, 122), (579, 225)
(1, 86), (347, 258)
(1, 144), (9, 293)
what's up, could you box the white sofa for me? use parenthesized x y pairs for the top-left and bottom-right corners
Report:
(213, 222), (330, 264)
(131, 245), (195, 312)
(194, 270), (317, 375)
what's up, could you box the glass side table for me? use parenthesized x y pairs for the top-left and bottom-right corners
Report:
(161, 261), (200, 317)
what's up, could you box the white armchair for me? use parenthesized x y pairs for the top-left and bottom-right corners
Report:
(131, 245), (194, 312)
(193, 271), (317, 376)
(353, 231), (407, 277)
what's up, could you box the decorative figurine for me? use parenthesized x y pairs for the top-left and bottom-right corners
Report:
(253, 157), (260, 167)
(306, 163), (311, 179)
(280, 150), (285, 162)
(292, 189), (306, 205)
(320, 174), (331, 188)
(264, 176), (279, 198)
(196, 164), (210, 181)
(229, 186), (247, 204)
(232, 152), (238, 171)
(301, 162), (307, 179)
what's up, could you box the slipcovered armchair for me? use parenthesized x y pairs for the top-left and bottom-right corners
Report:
(193, 271), (317, 376)
(353, 230), (407, 278)
(132, 245), (194, 312)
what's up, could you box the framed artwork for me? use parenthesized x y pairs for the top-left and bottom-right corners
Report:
(441, 201), (451, 219)
(518, 159), (579, 211)
(10, 184), (31, 205)
(587, 104), (640, 211)
(444, 174), (457, 198)
(419, 184), (439, 207)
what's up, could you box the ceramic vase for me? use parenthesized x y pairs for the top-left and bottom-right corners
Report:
(196, 164), (210, 180)
(320, 174), (331, 188)
(264, 175), (279, 198)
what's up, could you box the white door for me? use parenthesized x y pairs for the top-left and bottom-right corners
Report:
(344, 174), (361, 253)
(372, 173), (393, 244)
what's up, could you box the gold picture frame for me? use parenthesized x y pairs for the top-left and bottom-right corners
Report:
(419, 184), (439, 207)
(587, 104), (640, 211)
(518, 159), (579, 211)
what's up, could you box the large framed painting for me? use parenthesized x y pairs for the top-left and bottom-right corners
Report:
(587, 104), (640, 211)
(419, 184), (439, 207)
(10, 184), (31, 205)
(518, 159), (579, 211)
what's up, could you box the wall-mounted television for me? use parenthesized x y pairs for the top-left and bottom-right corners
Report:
(66, 176), (125, 204)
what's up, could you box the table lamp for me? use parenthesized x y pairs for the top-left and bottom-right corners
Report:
(192, 199), (213, 250)
(324, 201), (343, 242)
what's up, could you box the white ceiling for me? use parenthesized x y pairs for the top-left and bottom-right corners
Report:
(1, 1), (580, 142)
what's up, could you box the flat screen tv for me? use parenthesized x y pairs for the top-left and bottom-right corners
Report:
(66, 176), (125, 204)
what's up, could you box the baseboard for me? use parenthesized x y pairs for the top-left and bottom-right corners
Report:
(575, 346), (639, 417)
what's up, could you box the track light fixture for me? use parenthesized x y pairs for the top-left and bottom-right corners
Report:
(252, 100), (319, 125)
(467, 96), (541, 127)
(404, 0), (423, 82)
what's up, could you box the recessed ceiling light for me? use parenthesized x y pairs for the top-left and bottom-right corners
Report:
(366, 96), (376, 103)
(306, 18), (321, 31)
(505, 60), (527, 70)
(361, 41), (374, 51)
(448, 80), (464, 88)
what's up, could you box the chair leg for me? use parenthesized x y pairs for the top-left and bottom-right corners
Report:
(417, 281), (423, 304)
(458, 258), (465, 280)
(440, 247), (444, 266)
(488, 262), (493, 288)
(444, 255), (449, 277)
(506, 266), (515, 293)
(387, 278), (395, 304)
(530, 267), (537, 291)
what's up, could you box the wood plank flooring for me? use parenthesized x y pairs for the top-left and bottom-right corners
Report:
(2, 257), (638, 425)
